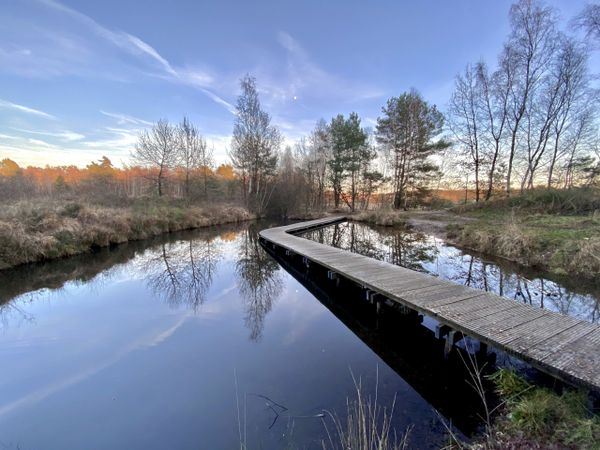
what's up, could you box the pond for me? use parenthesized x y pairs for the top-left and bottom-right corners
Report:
(302, 221), (600, 324)
(0, 221), (486, 450)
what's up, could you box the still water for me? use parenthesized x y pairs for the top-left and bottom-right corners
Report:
(303, 221), (600, 324)
(4, 220), (594, 449)
(0, 221), (474, 450)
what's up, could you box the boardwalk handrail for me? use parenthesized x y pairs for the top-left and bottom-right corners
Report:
(259, 216), (600, 392)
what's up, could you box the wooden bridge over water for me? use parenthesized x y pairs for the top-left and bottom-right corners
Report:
(259, 216), (600, 393)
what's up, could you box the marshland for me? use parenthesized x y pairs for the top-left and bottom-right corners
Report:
(2, 0), (600, 449)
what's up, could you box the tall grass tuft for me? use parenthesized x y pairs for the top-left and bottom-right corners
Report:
(320, 372), (411, 450)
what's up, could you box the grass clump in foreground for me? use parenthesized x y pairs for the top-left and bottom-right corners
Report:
(470, 369), (600, 449)
(0, 198), (254, 270)
(447, 188), (600, 280)
(320, 375), (411, 450)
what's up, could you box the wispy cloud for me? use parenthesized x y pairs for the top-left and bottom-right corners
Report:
(35, 0), (235, 114)
(100, 110), (153, 126)
(0, 98), (55, 119)
(27, 138), (58, 148)
(12, 127), (84, 141)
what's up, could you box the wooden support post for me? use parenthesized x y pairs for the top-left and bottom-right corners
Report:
(435, 324), (452, 340)
(443, 330), (464, 358)
(477, 341), (488, 356)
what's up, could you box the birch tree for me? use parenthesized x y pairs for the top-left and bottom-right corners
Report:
(230, 75), (281, 215)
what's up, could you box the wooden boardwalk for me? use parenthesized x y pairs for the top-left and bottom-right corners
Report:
(259, 216), (600, 392)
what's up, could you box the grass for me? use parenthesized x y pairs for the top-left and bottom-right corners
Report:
(447, 188), (600, 280)
(320, 373), (411, 450)
(353, 209), (409, 227)
(471, 369), (600, 449)
(0, 197), (255, 270)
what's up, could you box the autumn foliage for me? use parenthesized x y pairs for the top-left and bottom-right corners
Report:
(0, 157), (237, 202)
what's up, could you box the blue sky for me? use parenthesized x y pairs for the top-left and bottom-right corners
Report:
(0, 0), (593, 167)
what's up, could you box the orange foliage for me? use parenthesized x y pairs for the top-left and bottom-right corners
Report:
(216, 164), (235, 180)
(0, 159), (21, 177)
(431, 189), (478, 202)
(0, 156), (238, 197)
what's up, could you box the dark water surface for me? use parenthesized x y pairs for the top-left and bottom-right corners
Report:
(303, 221), (600, 324)
(0, 221), (478, 450)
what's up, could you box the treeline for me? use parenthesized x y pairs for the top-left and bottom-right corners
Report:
(227, 77), (449, 216)
(447, 0), (600, 201)
(0, 156), (238, 203)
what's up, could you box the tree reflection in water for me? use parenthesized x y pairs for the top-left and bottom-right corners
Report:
(235, 223), (283, 341)
(307, 222), (437, 272)
(0, 222), (286, 338)
(304, 221), (600, 324)
(145, 236), (221, 310)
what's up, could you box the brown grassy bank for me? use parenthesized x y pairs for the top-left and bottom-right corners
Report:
(352, 209), (410, 227)
(0, 199), (255, 270)
(447, 188), (600, 281)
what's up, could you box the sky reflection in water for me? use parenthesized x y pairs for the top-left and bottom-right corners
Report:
(0, 222), (457, 450)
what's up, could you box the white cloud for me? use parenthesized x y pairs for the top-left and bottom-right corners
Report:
(12, 128), (84, 141)
(27, 138), (58, 148)
(124, 33), (177, 76)
(100, 110), (153, 126)
(0, 99), (56, 119)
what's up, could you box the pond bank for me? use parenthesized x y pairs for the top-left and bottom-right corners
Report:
(0, 199), (255, 270)
(351, 194), (600, 282)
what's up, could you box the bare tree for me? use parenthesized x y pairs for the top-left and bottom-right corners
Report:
(504, 0), (558, 195)
(309, 119), (331, 210)
(574, 3), (600, 43)
(477, 61), (510, 200)
(178, 117), (212, 199)
(133, 119), (179, 197)
(547, 38), (590, 188)
(449, 64), (483, 202)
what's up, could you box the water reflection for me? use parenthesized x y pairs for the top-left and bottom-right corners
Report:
(263, 242), (494, 436)
(145, 238), (221, 310)
(236, 223), (283, 341)
(0, 220), (490, 449)
(303, 221), (600, 324)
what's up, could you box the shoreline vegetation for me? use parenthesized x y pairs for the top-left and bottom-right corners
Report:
(464, 369), (600, 450)
(0, 198), (254, 271)
(352, 188), (600, 282)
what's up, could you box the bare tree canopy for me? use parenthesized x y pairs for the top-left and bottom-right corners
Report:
(132, 119), (179, 197)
